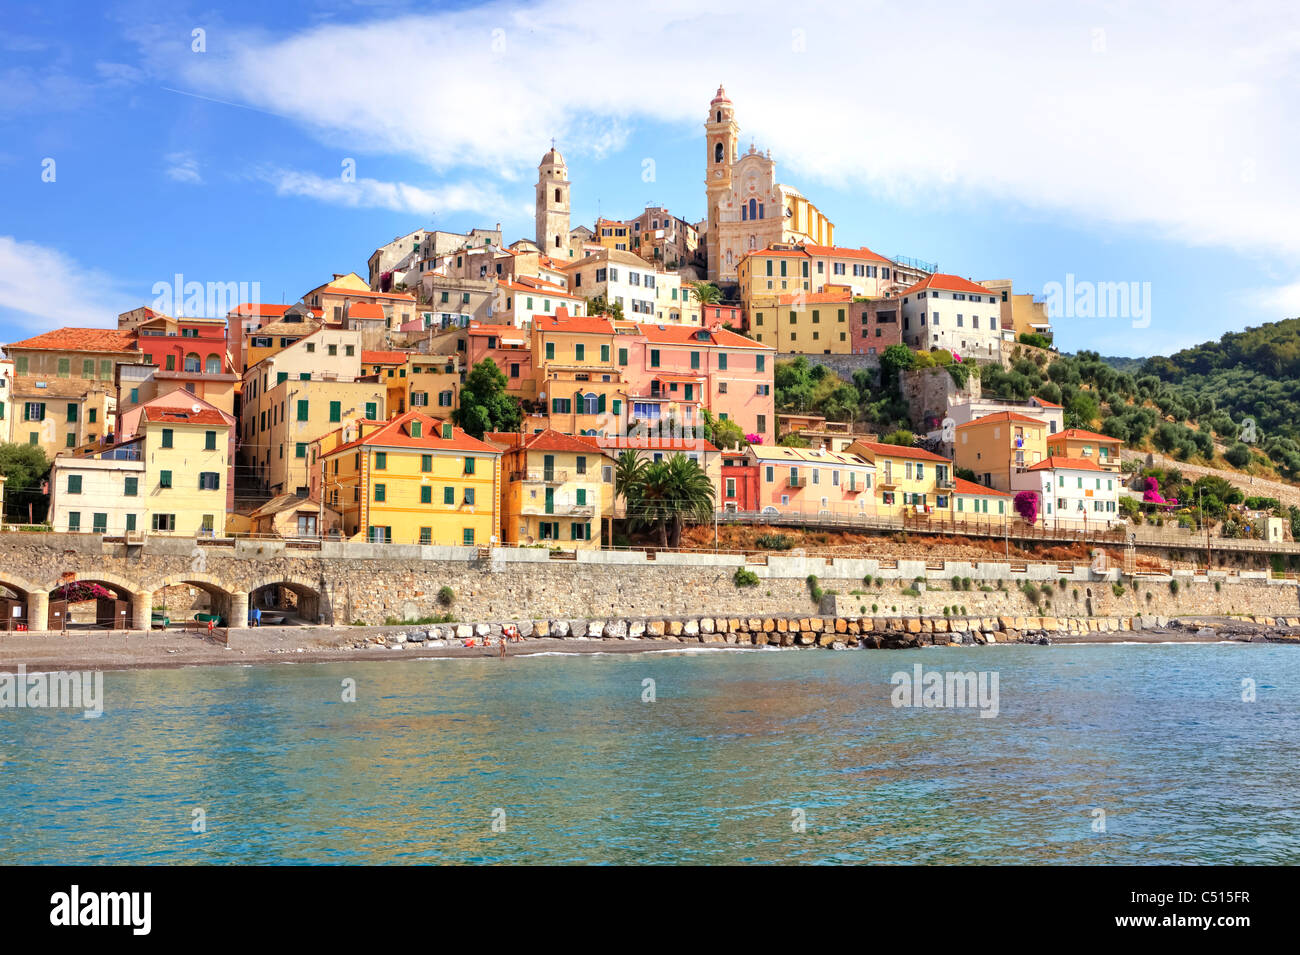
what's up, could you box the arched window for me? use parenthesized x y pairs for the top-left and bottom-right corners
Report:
(583, 393), (599, 415)
(554, 235), (561, 248)
(716, 110), (721, 122)
(748, 198), (756, 220)
(554, 187), (562, 203)
(741, 204), (747, 222)
(714, 142), (723, 163)
(205, 354), (221, 375)
(184, 352), (201, 373)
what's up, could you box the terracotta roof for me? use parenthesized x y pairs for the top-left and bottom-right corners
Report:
(346, 302), (385, 320)
(952, 478), (1009, 496)
(632, 322), (773, 350)
(6, 327), (137, 353)
(325, 410), (498, 457)
(748, 445), (873, 466)
(1031, 397), (1062, 408)
(777, 287), (853, 306)
(744, 246), (811, 260)
(850, 440), (951, 463)
(500, 276), (579, 297)
(486, 428), (610, 456)
(957, 411), (1045, 429)
(142, 407), (230, 426)
(231, 303), (290, 317)
(250, 319), (320, 338)
(533, 312), (615, 335)
(1024, 455), (1103, 472)
(804, 244), (892, 263)
(1047, 428), (1121, 444)
(900, 273), (1001, 297)
(362, 350), (409, 365)
(319, 284), (414, 302)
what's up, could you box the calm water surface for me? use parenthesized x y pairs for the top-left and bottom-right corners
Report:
(2, 644), (1297, 864)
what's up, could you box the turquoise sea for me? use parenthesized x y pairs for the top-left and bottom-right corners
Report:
(2, 643), (1297, 864)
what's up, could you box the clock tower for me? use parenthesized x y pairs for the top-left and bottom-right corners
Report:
(704, 85), (738, 284)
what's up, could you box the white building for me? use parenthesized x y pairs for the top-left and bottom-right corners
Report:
(1011, 456), (1121, 530)
(563, 249), (699, 324)
(900, 273), (1011, 361)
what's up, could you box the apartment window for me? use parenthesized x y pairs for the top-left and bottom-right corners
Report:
(150, 513), (175, 532)
(67, 474), (82, 494)
(198, 472), (220, 490)
(374, 483), (386, 502)
(464, 487), (476, 505)
(328, 344), (338, 356)
(365, 402), (377, 420)
(650, 349), (660, 368)
(159, 470), (172, 489)
(161, 428), (173, 448)
(464, 456), (475, 474)
(66, 403), (78, 423)
(374, 452), (387, 470)
(67, 511), (81, 531)
(757, 414), (766, 434)
(124, 476), (138, 497)
(57, 358), (70, 377)
(462, 528), (475, 546)
(421, 485), (432, 504)
(444, 487), (454, 505)
(575, 344), (585, 361)
(125, 514), (137, 532)
(204, 430), (217, 451)
(545, 342), (555, 360)
(421, 454), (432, 472)
(329, 401), (341, 423)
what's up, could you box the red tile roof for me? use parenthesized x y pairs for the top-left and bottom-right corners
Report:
(900, 273), (1000, 297)
(533, 311), (615, 335)
(232, 303), (290, 317)
(325, 410), (498, 457)
(347, 302), (385, 320)
(486, 429), (610, 456)
(957, 411), (1045, 429)
(631, 322), (772, 350)
(1024, 455), (1103, 472)
(319, 284), (414, 302)
(804, 244), (893, 263)
(1047, 428), (1122, 444)
(1031, 397), (1062, 408)
(142, 407), (230, 426)
(362, 350), (409, 365)
(776, 287), (853, 306)
(952, 477), (1009, 496)
(850, 440), (951, 463)
(501, 276), (579, 297)
(7, 327), (137, 353)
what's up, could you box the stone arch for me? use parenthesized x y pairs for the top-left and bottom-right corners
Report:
(147, 571), (237, 626)
(42, 571), (148, 632)
(246, 573), (331, 625)
(0, 572), (39, 632)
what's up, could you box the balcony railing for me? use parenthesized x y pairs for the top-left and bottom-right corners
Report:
(509, 469), (568, 484)
(788, 475), (808, 488)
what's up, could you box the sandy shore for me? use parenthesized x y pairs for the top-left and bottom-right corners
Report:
(0, 617), (1287, 673)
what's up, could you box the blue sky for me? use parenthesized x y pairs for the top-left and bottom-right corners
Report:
(2, 0), (1298, 357)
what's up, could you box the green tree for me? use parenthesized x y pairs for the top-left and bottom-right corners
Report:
(627, 453), (715, 547)
(0, 443), (51, 523)
(614, 449), (647, 516)
(452, 359), (522, 438)
(587, 294), (624, 321)
(879, 344), (915, 394)
(1224, 442), (1251, 468)
(689, 281), (722, 305)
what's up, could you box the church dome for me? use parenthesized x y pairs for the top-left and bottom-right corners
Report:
(710, 84), (731, 106)
(540, 145), (565, 167)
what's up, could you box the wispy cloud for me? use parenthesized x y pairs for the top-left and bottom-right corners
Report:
(164, 151), (203, 184)
(257, 167), (530, 220)
(0, 236), (128, 333)
(170, 0), (1300, 260)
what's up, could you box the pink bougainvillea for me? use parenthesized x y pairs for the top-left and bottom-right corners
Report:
(1142, 477), (1178, 506)
(1014, 490), (1040, 524)
(745, 433), (763, 445)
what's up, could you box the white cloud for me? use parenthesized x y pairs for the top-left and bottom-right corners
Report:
(164, 152), (203, 184)
(1254, 279), (1300, 315)
(172, 0), (1300, 260)
(257, 167), (530, 220)
(0, 236), (128, 334)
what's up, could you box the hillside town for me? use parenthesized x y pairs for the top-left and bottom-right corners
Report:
(2, 85), (1254, 552)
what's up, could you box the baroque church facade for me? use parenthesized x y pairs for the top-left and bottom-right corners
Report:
(703, 86), (834, 286)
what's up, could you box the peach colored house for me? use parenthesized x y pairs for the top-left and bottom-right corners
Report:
(747, 445), (876, 518)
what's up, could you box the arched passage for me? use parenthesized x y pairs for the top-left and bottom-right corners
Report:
(43, 573), (145, 631)
(0, 574), (38, 631)
(147, 572), (237, 628)
(246, 574), (330, 625)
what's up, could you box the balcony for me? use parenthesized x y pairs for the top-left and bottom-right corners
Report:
(521, 502), (595, 518)
(788, 475), (807, 488)
(937, 476), (955, 490)
(509, 469), (568, 484)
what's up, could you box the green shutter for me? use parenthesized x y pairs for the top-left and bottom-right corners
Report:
(444, 487), (454, 504)
(297, 400), (309, 421)
(421, 486), (432, 503)
(329, 401), (341, 422)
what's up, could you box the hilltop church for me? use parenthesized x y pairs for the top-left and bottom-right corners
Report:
(702, 85), (834, 286)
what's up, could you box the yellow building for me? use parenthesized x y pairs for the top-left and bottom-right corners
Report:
(244, 316), (322, 370)
(736, 246), (812, 313)
(487, 429), (613, 548)
(950, 477), (1010, 522)
(749, 287), (855, 353)
(316, 410), (501, 546)
(3, 327), (141, 456)
(954, 411), (1048, 492)
(846, 440), (954, 517)
(49, 406), (232, 537)
(531, 312), (625, 435)
(1046, 428), (1122, 471)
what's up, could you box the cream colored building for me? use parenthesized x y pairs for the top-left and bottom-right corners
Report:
(703, 86), (834, 285)
(536, 147), (573, 261)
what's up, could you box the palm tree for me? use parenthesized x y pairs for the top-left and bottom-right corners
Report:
(690, 281), (722, 305)
(632, 454), (715, 547)
(612, 450), (646, 545)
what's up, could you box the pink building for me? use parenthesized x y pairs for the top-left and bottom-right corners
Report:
(615, 322), (774, 442)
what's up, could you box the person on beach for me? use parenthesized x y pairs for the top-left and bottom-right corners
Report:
(499, 634), (507, 659)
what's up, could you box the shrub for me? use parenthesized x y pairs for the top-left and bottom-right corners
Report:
(734, 568), (759, 587)
(1112, 582), (1125, 597)
(806, 574), (824, 602)
(1022, 582), (1041, 603)
(875, 577), (885, 587)
(952, 576), (962, 590)
(756, 533), (793, 550)
(1214, 581), (1221, 592)
(901, 587), (921, 597)
(959, 605), (967, 615)
(1059, 577), (1067, 589)
(1169, 579), (1180, 594)
(872, 604), (879, 613)
(437, 586), (455, 607)
(962, 577), (972, 591)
